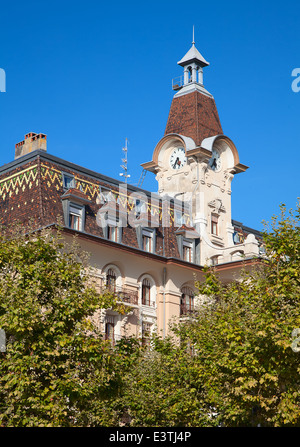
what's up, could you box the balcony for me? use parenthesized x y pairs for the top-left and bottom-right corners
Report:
(100, 285), (138, 306)
(180, 304), (197, 317)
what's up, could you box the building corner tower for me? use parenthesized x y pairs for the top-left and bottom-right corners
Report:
(141, 36), (258, 266)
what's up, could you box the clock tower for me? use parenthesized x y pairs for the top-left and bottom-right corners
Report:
(141, 37), (253, 265)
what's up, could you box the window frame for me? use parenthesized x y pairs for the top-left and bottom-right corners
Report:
(135, 199), (147, 218)
(180, 287), (195, 315)
(106, 268), (117, 291)
(68, 202), (84, 232)
(211, 213), (219, 236)
(62, 172), (75, 190)
(105, 315), (115, 343)
(141, 278), (151, 306)
(182, 239), (193, 262)
(107, 225), (121, 243)
(142, 228), (155, 253)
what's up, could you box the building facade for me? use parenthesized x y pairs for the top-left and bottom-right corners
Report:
(0, 40), (263, 342)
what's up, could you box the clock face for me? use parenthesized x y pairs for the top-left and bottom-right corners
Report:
(169, 147), (187, 170)
(209, 148), (221, 172)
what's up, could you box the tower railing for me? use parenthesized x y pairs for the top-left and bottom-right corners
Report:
(172, 76), (184, 91)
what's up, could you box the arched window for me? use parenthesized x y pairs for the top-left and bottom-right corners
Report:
(106, 268), (116, 291)
(105, 315), (115, 343)
(142, 278), (151, 306)
(180, 286), (194, 315)
(139, 275), (156, 308)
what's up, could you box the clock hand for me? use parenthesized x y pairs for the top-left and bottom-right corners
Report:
(173, 157), (179, 168)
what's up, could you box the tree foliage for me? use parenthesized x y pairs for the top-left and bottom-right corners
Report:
(2, 203), (300, 427)
(118, 203), (300, 427)
(0, 226), (129, 426)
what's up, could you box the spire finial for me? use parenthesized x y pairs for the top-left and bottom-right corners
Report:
(192, 25), (195, 45)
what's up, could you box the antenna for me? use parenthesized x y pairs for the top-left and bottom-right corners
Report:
(192, 25), (195, 45)
(119, 138), (131, 183)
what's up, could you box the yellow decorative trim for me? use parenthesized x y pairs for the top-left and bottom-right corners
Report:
(0, 165), (38, 199)
(0, 162), (191, 226)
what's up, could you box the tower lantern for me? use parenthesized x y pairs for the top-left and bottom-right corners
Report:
(172, 29), (211, 98)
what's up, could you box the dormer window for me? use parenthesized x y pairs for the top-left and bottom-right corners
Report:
(175, 226), (199, 264)
(142, 229), (154, 252)
(107, 225), (121, 243)
(183, 239), (193, 262)
(69, 203), (84, 231)
(136, 226), (156, 253)
(61, 186), (90, 233)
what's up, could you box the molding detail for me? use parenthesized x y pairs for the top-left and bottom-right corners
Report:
(208, 199), (226, 214)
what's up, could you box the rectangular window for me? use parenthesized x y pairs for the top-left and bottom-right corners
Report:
(69, 204), (83, 231)
(100, 188), (113, 204)
(108, 225), (119, 242)
(183, 240), (193, 262)
(175, 209), (185, 227)
(142, 229), (153, 253)
(211, 214), (218, 236)
(143, 235), (152, 252)
(62, 172), (75, 190)
(135, 199), (146, 218)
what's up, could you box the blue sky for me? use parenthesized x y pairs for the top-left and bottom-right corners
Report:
(0, 0), (300, 232)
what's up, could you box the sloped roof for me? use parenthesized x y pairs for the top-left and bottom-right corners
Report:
(177, 43), (209, 67)
(165, 90), (222, 146)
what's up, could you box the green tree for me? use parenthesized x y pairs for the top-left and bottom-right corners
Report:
(119, 203), (300, 427)
(119, 335), (217, 427)
(0, 226), (127, 426)
(173, 203), (300, 426)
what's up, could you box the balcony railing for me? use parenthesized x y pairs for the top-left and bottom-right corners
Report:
(100, 285), (138, 306)
(180, 304), (197, 316)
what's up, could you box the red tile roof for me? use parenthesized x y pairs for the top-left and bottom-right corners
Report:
(165, 90), (223, 146)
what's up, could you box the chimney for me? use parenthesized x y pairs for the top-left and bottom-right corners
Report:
(15, 132), (47, 159)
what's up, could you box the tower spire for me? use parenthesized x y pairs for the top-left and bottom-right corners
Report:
(192, 25), (195, 45)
